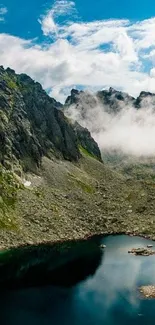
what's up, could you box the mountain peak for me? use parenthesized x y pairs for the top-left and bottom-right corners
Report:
(0, 67), (102, 173)
(139, 91), (155, 97)
(0, 68), (81, 171)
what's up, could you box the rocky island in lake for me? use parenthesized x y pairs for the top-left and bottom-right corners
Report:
(139, 286), (155, 299)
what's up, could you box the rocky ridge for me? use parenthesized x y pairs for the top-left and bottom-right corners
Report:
(0, 67), (80, 172)
(0, 67), (101, 176)
(64, 87), (155, 180)
(65, 87), (155, 114)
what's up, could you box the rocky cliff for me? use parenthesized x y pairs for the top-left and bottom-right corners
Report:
(65, 87), (135, 116)
(0, 67), (102, 175)
(0, 67), (79, 173)
(65, 87), (155, 115)
(73, 121), (102, 161)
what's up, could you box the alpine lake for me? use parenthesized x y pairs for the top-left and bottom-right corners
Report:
(0, 235), (155, 325)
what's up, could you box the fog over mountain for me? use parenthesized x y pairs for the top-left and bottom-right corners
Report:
(64, 88), (155, 157)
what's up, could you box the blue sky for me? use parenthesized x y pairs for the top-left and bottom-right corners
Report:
(0, 0), (155, 101)
(2, 0), (155, 39)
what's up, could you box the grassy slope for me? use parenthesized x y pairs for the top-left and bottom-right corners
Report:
(0, 165), (21, 231)
(1, 151), (155, 248)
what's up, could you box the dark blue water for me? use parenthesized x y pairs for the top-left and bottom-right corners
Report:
(1, 235), (155, 325)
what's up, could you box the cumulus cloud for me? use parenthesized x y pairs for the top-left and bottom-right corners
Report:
(130, 18), (155, 50)
(0, 1), (155, 102)
(39, 0), (77, 36)
(96, 105), (155, 157)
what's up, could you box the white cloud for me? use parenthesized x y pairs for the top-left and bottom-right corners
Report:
(65, 91), (155, 157)
(0, 1), (155, 101)
(0, 6), (7, 21)
(0, 6), (7, 15)
(39, 11), (57, 36)
(39, 0), (77, 36)
(130, 18), (155, 50)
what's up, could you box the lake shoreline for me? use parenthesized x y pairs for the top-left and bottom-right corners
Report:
(1, 229), (155, 251)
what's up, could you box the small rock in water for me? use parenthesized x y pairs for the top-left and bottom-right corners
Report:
(128, 247), (155, 256)
(139, 285), (155, 299)
(100, 244), (106, 249)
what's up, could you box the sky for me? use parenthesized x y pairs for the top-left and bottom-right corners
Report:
(1, 0), (155, 102)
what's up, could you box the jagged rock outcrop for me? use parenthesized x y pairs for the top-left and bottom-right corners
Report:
(65, 89), (99, 119)
(97, 87), (135, 112)
(135, 91), (155, 108)
(65, 87), (155, 117)
(0, 67), (103, 172)
(73, 122), (102, 161)
(64, 90), (101, 160)
(0, 67), (81, 171)
(65, 87), (135, 116)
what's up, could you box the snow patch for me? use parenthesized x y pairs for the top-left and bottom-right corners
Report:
(23, 180), (32, 187)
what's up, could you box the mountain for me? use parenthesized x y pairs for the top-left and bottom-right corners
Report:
(0, 67), (79, 173)
(65, 87), (155, 115)
(0, 66), (103, 246)
(65, 87), (155, 118)
(1, 68), (155, 250)
(0, 67), (101, 175)
(64, 87), (155, 179)
(65, 87), (135, 116)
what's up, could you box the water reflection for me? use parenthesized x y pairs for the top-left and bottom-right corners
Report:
(1, 235), (155, 325)
(0, 237), (102, 289)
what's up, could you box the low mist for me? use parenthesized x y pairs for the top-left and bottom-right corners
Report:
(65, 91), (155, 157)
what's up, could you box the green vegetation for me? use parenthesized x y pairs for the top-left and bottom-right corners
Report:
(79, 145), (97, 160)
(0, 165), (19, 207)
(75, 178), (94, 194)
(3, 73), (18, 90)
(34, 188), (45, 199)
(7, 79), (17, 90)
(0, 164), (20, 229)
(0, 110), (8, 124)
(68, 172), (95, 194)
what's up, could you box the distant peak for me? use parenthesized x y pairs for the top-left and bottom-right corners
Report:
(71, 89), (79, 95)
(109, 87), (116, 93)
(139, 91), (155, 97)
(6, 67), (15, 75)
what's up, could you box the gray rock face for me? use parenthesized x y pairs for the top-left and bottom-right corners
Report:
(65, 87), (136, 116)
(65, 87), (155, 116)
(73, 122), (102, 161)
(135, 91), (155, 108)
(64, 90), (101, 160)
(97, 88), (135, 113)
(64, 87), (155, 165)
(0, 67), (82, 170)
